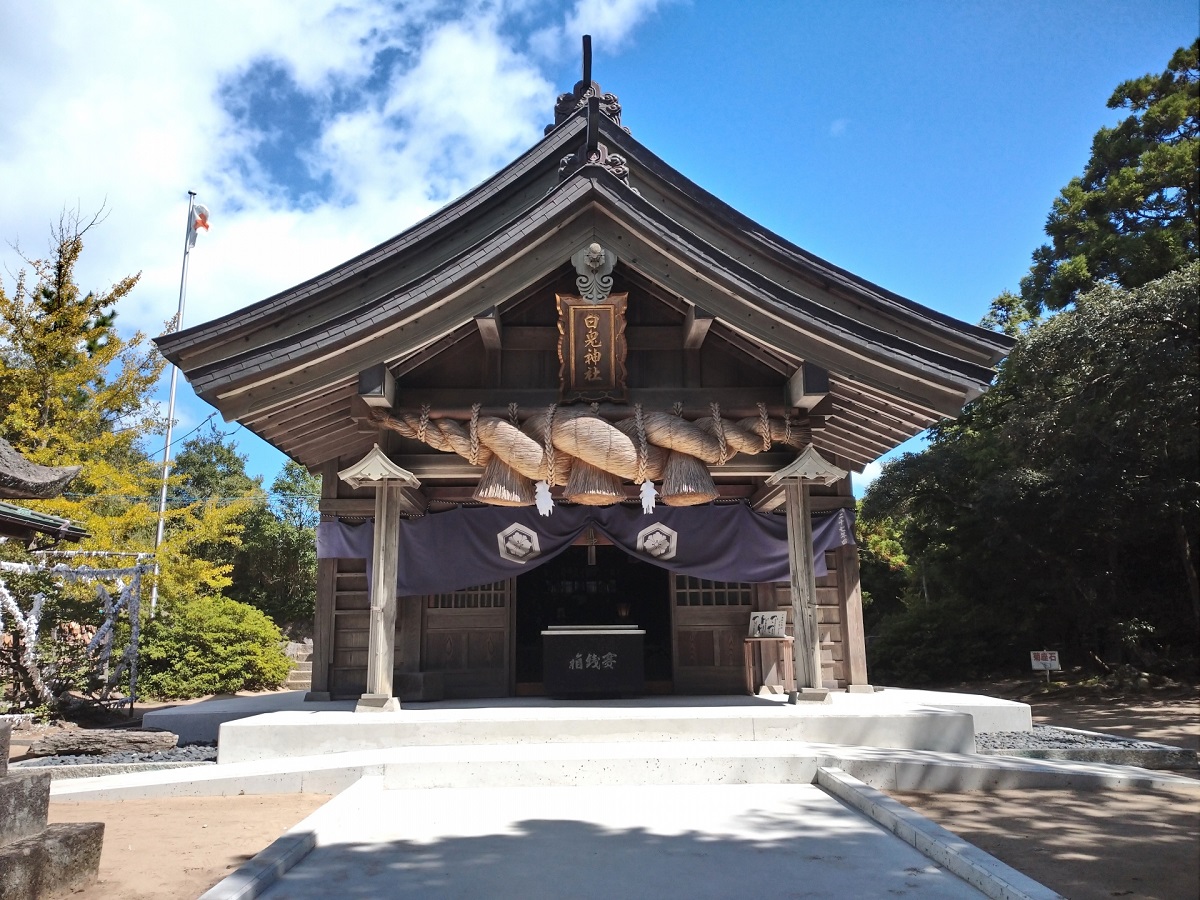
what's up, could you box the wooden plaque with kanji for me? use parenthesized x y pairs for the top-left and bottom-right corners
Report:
(556, 293), (628, 403)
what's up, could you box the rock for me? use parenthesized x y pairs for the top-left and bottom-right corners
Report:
(0, 771), (50, 846)
(0, 822), (104, 900)
(27, 728), (178, 757)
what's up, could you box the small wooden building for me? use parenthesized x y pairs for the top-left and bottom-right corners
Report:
(157, 66), (1011, 705)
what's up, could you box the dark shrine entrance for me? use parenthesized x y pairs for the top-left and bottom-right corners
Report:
(514, 545), (671, 694)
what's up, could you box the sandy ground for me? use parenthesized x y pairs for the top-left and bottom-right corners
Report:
(1027, 692), (1199, 750)
(889, 788), (1199, 900)
(19, 685), (1199, 898)
(48, 794), (329, 900)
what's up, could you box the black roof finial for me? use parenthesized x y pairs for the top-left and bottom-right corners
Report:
(547, 35), (630, 135)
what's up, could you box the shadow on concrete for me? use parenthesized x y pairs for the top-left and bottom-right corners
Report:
(262, 804), (974, 899)
(404, 694), (785, 710)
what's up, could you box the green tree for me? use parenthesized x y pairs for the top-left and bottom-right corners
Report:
(170, 428), (320, 631)
(229, 462), (320, 632)
(863, 266), (1199, 680)
(987, 41), (1198, 328)
(0, 214), (281, 709)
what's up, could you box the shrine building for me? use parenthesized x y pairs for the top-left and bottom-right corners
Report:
(157, 50), (1012, 709)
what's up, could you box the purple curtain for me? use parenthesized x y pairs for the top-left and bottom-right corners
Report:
(318, 502), (855, 595)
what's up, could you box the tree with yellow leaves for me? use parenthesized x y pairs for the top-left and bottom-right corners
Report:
(1, 210), (285, 705)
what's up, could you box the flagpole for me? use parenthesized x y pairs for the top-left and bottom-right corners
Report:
(149, 191), (197, 617)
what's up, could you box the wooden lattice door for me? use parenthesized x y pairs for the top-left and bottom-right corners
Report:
(423, 580), (512, 698)
(670, 575), (754, 693)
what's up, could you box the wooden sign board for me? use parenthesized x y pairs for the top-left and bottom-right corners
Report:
(557, 293), (628, 403)
(749, 611), (788, 638)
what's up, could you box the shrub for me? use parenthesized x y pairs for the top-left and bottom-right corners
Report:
(137, 596), (291, 699)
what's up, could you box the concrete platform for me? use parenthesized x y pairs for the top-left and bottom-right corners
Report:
(234, 779), (995, 900)
(215, 694), (982, 762)
(142, 688), (1033, 751)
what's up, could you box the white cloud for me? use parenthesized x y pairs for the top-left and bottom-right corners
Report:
(852, 461), (881, 498)
(0, 1), (667, 477)
(0, 1), (663, 338)
(530, 0), (668, 61)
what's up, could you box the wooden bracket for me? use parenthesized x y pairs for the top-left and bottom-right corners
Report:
(786, 364), (830, 410)
(683, 306), (714, 350)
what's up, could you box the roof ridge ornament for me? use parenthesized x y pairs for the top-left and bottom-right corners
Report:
(547, 35), (630, 135)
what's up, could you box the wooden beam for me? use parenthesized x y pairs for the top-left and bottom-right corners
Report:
(786, 363), (830, 410)
(281, 421), (366, 457)
(683, 306), (714, 350)
(474, 307), (502, 351)
(831, 394), (923, 444)
(751, 486), (856, 513)
(390, 387), (790, 419)
(832, 377), (943, 427)
(709, 322), (798, 376)
(472, 309), (501, 384)
(391, 323), (477, 378)
(291, 432), (376, 469)
(258, 405), (357, 443)
(357, 363), (396, 408)
(243, 382), (356, 429)
(499, 325), (684, 352)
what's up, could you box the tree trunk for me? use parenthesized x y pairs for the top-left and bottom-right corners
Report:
(1175, 511), (1200, 629)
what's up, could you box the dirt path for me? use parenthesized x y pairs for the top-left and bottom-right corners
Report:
(890, 788), (1199, 900)
(1028, 693), (1198, 750)
(49, 794), (330, 899)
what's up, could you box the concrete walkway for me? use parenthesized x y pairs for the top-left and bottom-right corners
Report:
(252, 779), (988, 899)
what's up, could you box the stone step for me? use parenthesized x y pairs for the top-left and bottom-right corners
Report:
(289, 661), (313, 674)
(216, 704), (977, 764)
(49, 739), (1200, 804)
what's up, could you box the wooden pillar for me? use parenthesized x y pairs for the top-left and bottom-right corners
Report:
(784, 482), (824, 690)
(767, 444), (845, 701)
(306, 461), (339, 700)
(838, 544), (872, 690)
(356, 479), (403, 712)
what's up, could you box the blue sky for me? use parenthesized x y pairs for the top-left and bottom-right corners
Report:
(1, 1), (1194, 494)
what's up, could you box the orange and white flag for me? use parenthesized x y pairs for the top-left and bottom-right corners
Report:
(187, 203), (210, 248)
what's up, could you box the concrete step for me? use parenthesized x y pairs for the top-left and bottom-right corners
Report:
(50, 740), (1200, 803)
(289, 661), (313, 673)
(215, 702), (977, 764)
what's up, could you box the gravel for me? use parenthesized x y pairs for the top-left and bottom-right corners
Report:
(976, 724), (1175, 751)
(13, 741), (217, 768)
